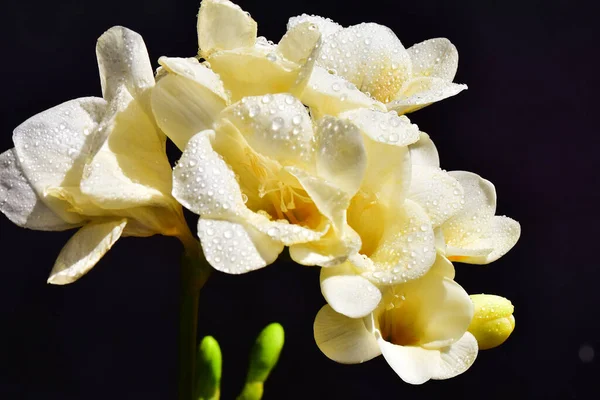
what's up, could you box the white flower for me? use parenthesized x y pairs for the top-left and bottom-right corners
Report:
(0, 26), (192, 284)
(314, 255), (478, 384)
(288, 14), (467, 114)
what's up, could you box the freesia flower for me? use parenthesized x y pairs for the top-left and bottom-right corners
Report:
(287, 14), (467, 114)
(0, 26), (193, 284)
(314, 255), (478, 384)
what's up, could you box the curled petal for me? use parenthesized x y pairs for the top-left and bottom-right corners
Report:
(314, 305), (381, 364)
(197, 0), (257, 57)
(287, 14), (342, 38)
(48, 219), (127, 285)
(432, 332), (478, 380)
(0, 149), (73, 230)
(152, 57), (228, 150)
(387, 77), (467, 114)
(12, 97), (107, 224)
(407, 38), (459, 81)
(339, 108), (419, 146)
(409, 131), (440, 167)
(278, 21), (322, 64)
(320, 263), (382, 318)
(378, 339), (439, 385)
(96, 26), (155, 107)
(197, 218), (283, 274)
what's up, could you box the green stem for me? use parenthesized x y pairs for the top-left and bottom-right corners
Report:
(178, 239), (211, 400)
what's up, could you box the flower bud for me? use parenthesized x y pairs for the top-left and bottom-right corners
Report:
(196, 336), (222, 400)
(468, 294), (515, 350)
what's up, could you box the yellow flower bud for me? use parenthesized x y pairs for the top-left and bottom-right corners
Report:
(468, 294), (515, 350)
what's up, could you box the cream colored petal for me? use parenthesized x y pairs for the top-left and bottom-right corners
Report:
(172, 130), (245, 219)
(208, 46), (300, 102)
(197, 0), (257, 58)
(197, 218), (283, 274)
(320, 263), (382, 318)
(339, 108), (419, 146)
(314, 305), (381, 364)
(80, 89), (173, 210)
(446, 216), (520, 264)
(242, 210), (326, 246)
(96, 26), (154, 108)
(408, 165), (464, 227)
(299, 66), (385, 117)
(47, 218), (127, 285)
(377, 339), (439, 385)
(365, 200), (436, 285)
(360, 138), (411, 208)
(315, 116), (366, 196)
(287, 14), (342, 37)
(278, 21), (322, 64)
(219, 94), (314, 165)
(432, 332), (478, 380)
(442, 171), (496, 250)
(409, 131), (440, 167)
(0, 149), (74, 230)
(387, 77), (467, 114)
(316, 23), (412, 103)
(407, 38), (459, 81)
(12, 97), (107, 224)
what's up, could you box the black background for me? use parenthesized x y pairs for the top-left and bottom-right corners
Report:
(1, 0), (598, 398)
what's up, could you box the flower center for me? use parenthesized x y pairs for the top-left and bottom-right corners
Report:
(378, 291), (421, 346)
(347, 191), (385, 257)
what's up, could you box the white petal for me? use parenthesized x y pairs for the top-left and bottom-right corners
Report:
(446, 216), (520, 264)
(96, 26), (154, 107)
(442, 171), (496, 252)
(80, 89), (173, 209)
(278, 21), (322, 64)
(409, 131), (440, 167)
(320, 263), (382, 318)
(387, 77), (467, 114)
(407, 38), (459, 81)
(219, 94), (314, 165)
(48, 219), (127, 284)
(197, 0), (257, 57)
(207, 46), (300, 102)
(378, 339), (439, 385)
(197, 218), (283, 274)
(151, 57), (228, 150)
(0, 149), (72, 230)
(314, 305), (381, 364)
(315, 116), (367, 196)
(408, 165), (464, 227)
(172, 130), (245, 219)
(299, 66), (385, 117)
(12, 97), (107, 224)
(364, 200), (436, 285)
(287, 14), (342, 37)
(432, 332), (478, 380)
(317, 23), (412, 103)
(339, 108), (419, 146)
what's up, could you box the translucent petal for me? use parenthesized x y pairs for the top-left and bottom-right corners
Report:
(320, 263), (382, 318)
(377, 339), (439, 385)
(314, 305), (381, 364)
(339, 108), (419, 146)
(432, 332), (478, 380)
(287, 14), (342, 38)
(197, 218), (283, 273)
(0, 149), (73, 230)
(315, 116), (366, 196)
(152, 57), (228, 150)
(47, 218), (127, 285)
(409, 131), (440, 167)
(316, 23), (412, 103)
(299, 66), (385, 117)
(12, 97), (107, 224)
(407, 38), (459, 81)
(219, 94), (314, 165)
(197, 0), (257, 57)
(387, 77), (467, 114)
(278, 21), (322, 64)
(408, 165), (464, 227)
(96, 26), (155, 107)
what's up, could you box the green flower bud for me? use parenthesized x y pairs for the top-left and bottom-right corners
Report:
(196, 336), (222, 400)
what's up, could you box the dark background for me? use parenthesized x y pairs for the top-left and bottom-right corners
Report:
(1, 0), (598, 398)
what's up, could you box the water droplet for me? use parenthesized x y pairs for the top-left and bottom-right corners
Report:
(271, 117), (284, 131)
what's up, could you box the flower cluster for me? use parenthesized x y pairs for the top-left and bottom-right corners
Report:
(0, 0), (520, 385)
